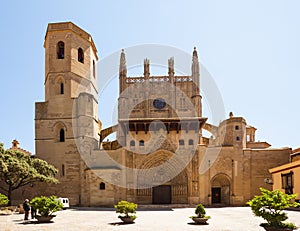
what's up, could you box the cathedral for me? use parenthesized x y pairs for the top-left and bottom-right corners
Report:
(33, 22), (291, 207)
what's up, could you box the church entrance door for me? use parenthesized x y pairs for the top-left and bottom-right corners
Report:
(152, 185), (171, 204)
(211, 187), (221, 203)
(211, 173), (231, 205)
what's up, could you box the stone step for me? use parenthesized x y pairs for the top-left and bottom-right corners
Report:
(138, 204), (193, 209)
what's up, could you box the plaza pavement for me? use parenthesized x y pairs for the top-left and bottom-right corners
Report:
(1, 206), (299, 231)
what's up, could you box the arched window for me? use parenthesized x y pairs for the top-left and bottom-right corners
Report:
(100, 182), (105, 190)
(62, 164), (65, 177)
(57, 41), (64, 59)
(93, 60), (96, 78)
(188, 139), (194, 145)
(139, 140), (144, 146)
(179, 139), (184, 146)
(59, 129), (65, 142)
(60, 83), (64, 94)
(130, 140), (135, 146)
(78, 48), (84, 63)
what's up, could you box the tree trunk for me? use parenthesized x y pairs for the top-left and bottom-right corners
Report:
(7, 186), (12, 206)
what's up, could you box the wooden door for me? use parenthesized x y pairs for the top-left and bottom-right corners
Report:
(152, 185), (171, 204)
(212, 187), (221, 204)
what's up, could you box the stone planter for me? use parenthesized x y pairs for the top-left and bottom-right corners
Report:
(0, 209), (12, 216)
(191, 217), (209, 224)
(263, 227), (293, 231)
(119, 216), (136, 224)
(36, 215), (56, 223)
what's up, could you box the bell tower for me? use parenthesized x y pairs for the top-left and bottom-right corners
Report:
(35, 22), (100, 206)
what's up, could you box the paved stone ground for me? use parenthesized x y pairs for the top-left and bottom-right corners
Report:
(1, 207), (299, 231)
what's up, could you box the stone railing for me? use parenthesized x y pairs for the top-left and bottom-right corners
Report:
(125, 76), (192, 84)
(174, 76), (192, 82)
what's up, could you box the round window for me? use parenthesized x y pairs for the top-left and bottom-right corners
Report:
(153, 98), (166, 110)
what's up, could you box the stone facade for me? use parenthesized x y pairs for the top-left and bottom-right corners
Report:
(270, 150), (300, 201)
(35, 22), (99, 206)
(33, 22), (291, 207)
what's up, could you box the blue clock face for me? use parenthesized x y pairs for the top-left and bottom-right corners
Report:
(153, 98), (166, 110)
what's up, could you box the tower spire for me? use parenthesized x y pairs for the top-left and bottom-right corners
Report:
(119, 49), (127, 93)
(168, 57), (174, 75)
(192, 47), (199, 77)
(191, 47), (202, 117)
(168, 57), (175, 85)
(193, 46), (198, 58)
(144, 58), (150, 79)
(119, 49), (127, 75)
(191, 47), (200, 94)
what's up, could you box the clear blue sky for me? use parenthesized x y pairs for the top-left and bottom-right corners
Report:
(0, 0), (299, 153)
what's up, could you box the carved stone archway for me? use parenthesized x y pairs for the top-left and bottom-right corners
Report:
(211, 173), (231, 205)
(135, 150), (188, 204)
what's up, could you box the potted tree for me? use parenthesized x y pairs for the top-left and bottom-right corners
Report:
(190, 203), (211, 224)
(30, 196), (63, 223)
(114, 200), (137, 224)
(0, 193), (11, 215)
(247, 188), (300, 231)
(0, 194), (9, 207)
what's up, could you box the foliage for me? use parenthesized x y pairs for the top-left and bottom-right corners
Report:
(114, 200), (138, 218)
(195, 204), (206, 218)
(0, 194), (9, 206)
(190, 203), (211, 219)
(30, 196), (63, 217)
(0, 142), (59, 205)
(247, 188), (300, 229)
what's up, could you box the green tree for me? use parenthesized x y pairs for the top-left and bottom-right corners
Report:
(247, 188), (300, 229)
(194, 204), (206, 218)
(114, 200), (138, 218)
(30, 196), (63, 217)
(0, 193), (9, 206)
(0, 143), (59, 205)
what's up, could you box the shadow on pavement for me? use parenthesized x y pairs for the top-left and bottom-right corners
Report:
(71, 207), (115, 211)
(71, 207), (174, 211)
(12, 219), (24, 222)
(187, 222), (209, 226)
(137, 208), (173, 211)
(16, 220), (54, 225)
(108, 221), (135, 226)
